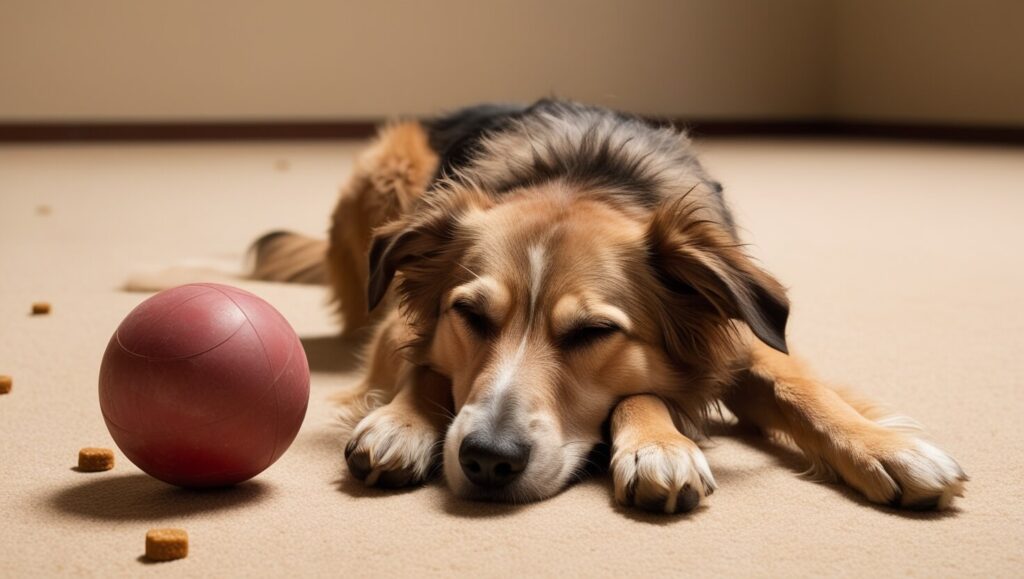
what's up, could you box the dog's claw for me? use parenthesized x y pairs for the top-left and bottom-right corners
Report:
(612, 440), (716, 515)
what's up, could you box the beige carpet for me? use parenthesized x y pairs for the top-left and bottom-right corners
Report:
(1, 138), (1022, 577)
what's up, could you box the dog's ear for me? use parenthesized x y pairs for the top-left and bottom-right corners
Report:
(367, 220), (420, 311)
(367, 188), (489, 311)
(647, 196), (790, 353)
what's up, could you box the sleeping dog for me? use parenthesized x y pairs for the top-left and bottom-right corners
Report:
(253, 100), (966, 513)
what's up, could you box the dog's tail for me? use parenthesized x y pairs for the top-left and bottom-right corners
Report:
(123, 230), (327, 292)
(248, 230), (328, 285)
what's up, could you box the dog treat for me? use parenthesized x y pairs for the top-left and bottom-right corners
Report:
(0, 375), (11, 394)
(31, 302), (51, 315)
(77, 447), (115, 471)
(145, 529), (189, 561)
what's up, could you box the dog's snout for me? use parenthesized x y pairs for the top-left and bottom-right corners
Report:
(458, 432), (531, 488)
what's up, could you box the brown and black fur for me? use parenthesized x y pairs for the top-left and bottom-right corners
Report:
(254, 100), (966, 513)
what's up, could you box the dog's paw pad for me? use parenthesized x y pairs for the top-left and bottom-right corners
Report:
(612, 438), (716, 515)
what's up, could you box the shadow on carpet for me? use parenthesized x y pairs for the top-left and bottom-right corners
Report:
(45, 473), (273, 521)
(301, 334), (363, 374)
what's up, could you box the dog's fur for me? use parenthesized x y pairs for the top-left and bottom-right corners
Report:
(254, 100), (966, 513)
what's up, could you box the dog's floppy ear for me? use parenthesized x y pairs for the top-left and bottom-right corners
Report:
(367, 220), (420, 311)
(647, 196), (790, 353)
(367, 188), (489, 311)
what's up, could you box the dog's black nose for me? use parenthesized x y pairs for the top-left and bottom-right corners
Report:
(459, 433), (531, 488)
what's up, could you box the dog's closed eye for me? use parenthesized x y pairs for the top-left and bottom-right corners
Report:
(451, 299), (494, 337)
(558, 320), (622, 351)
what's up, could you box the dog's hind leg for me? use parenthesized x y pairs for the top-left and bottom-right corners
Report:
(326, 121), (438, 335)
(722, 342), (967, 510)
(610, 394), (717, 514)
(245, 121), (438, 336)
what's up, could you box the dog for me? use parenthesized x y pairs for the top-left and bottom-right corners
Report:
(251, 100), (966, 513)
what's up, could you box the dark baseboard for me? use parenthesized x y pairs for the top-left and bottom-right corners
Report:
(0, 121), (380, 142)
(1, 118), (1022, 145)
(682, 119), (1024, 145)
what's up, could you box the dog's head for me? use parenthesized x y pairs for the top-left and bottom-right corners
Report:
(368, 181), (788, 502)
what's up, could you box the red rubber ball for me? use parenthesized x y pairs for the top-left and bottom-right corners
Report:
(99, 283), (310, 487)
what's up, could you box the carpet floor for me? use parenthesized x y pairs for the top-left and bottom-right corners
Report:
(1, 138), (1021, 577)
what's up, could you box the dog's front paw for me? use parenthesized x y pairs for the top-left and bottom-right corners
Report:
(344, 406), (441, 488)
(882, 438), (967, 510)
(831, 427), (967, 511)
(611, 435), (717, 515)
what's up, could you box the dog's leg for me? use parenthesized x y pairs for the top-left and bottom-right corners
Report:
(344, 364), (453, 488)
(330, 309), (408, 431)
(723, 342), (967, 510)
(327, 121), (438, 335)
(610, 394), (717, 514)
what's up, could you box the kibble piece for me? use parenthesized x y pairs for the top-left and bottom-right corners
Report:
(0, 375), (11, 394)
(145, 529), (188, 561)
(31, 302), (51, 315)
(77, 447), (115, 471)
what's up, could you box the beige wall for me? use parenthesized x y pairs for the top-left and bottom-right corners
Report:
(0, 0), (829, 121)
(1, 0), (1021, 125)
(830, 0), (1024, 125)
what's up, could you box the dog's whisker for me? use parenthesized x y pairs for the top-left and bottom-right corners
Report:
(455, 261), (481, 281)
(423, 398), (456, 421)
